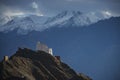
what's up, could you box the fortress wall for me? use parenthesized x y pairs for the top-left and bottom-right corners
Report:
(36, 42), (53, 55)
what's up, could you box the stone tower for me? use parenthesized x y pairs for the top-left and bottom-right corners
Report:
(49, 48), (53, 55)
(36, 41), (53, 55)
(4, 56), (9, 61)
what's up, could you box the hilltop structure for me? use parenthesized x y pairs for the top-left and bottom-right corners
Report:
(36, 41), (53, 55)
(4, 56), (9, 61)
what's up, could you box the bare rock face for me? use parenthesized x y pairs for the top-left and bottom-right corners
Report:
(0, 48), (92, 80)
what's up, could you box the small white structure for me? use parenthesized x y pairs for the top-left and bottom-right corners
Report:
(49, 48), (53, 55)
(36, 41), (53, 55)
(4, 56), (9, 61)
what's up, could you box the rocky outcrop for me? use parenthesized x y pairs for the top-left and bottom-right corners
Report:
(0, 48), (92, 80)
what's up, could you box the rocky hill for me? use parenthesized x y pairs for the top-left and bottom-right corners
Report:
(0, 48), (92, 80)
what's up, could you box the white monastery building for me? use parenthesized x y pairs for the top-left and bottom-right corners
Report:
(36, 41), (53, 55)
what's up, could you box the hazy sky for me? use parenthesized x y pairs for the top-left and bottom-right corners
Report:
(0, 0), (120, 16)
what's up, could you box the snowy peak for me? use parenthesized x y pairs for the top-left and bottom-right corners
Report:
(0, 16), (13, 26)
(0, 11), (113, 34)
(45, 11), (82, 24)
(0, 15), (50, 34)
(45, 11), (99, 27)
(44, 11), (83, 27)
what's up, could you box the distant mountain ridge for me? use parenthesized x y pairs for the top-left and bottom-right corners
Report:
(0, 11), (112, 34)
(0, 16), (120, 80)
(0, 48), (92, 80)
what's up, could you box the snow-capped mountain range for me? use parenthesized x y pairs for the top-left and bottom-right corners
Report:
(0, 11), (112, 34)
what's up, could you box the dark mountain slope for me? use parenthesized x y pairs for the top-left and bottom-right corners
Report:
(0, 48), (91, 80)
